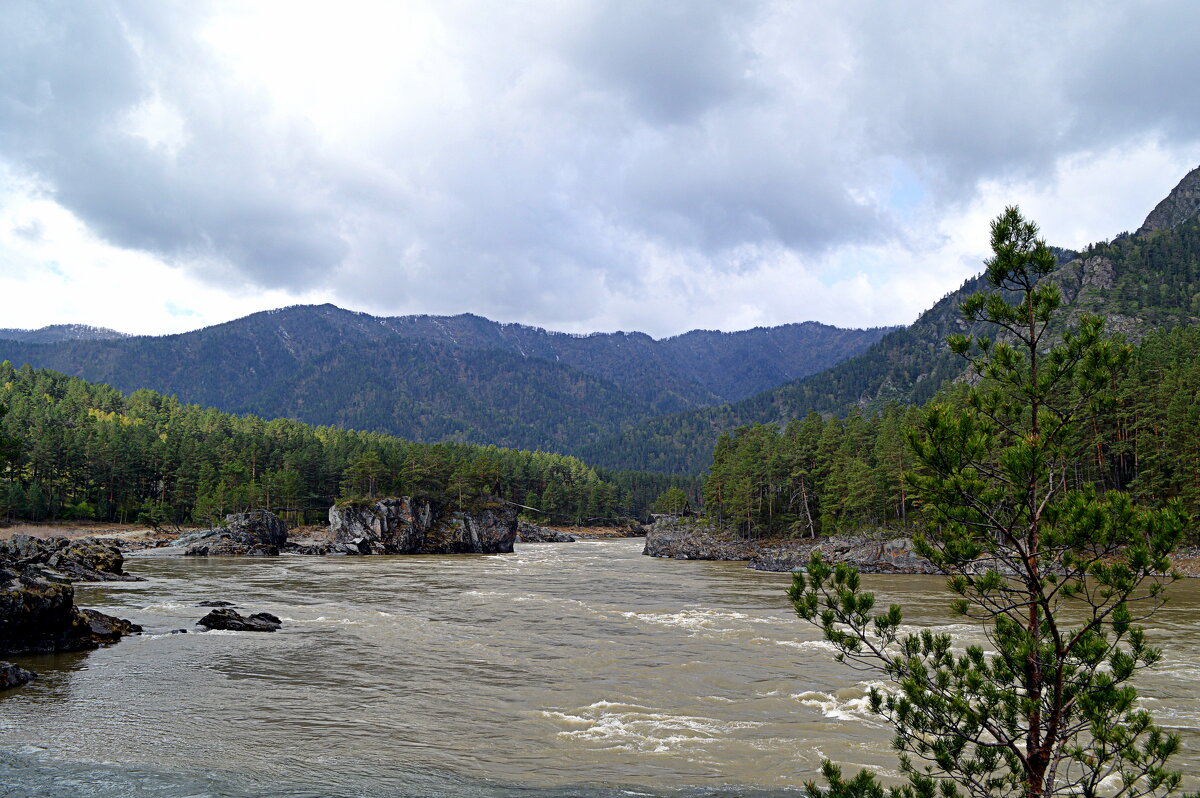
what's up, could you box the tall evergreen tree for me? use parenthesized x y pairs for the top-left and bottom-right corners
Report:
(791, 208), (1190, 798)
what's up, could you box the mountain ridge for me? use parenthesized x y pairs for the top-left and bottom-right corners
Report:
(0, 324), (130, 344)
(578, 165), (1200, 473)
(0, 305), (889, 454)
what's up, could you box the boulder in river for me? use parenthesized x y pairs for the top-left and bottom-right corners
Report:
(328, 497), (518, 555)
(197, 608), (282, 632)
(0, 662), (37, 690)
(183, 510), (288, 557)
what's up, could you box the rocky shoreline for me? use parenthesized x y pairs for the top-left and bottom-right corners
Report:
(0, 534), (143, 686)
(642, 520), (937, 574)
(642, 519), (1200, 578)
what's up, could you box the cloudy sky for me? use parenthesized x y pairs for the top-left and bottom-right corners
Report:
(2, 1), (1199, 338)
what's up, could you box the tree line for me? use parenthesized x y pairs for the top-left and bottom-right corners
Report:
(0, 361), (681, 527)
(703, 323), (1200, 540)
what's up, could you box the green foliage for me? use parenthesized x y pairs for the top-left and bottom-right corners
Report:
(791, 208), (1192, 798)
(702, 405), (922, 539)
(0, 400), (18, 475)
(0, 363), (658, 526)
(651, 485), (691, 514)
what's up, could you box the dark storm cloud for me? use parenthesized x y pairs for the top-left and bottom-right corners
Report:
(2, 0), (1200, 330)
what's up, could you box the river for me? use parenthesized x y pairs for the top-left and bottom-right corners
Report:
(3, 539), (1200, 797)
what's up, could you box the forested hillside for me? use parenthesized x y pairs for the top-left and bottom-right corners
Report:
(0, 306), (887, 455)
(383, 313), (893, 405)
(0, 362), (693, 527)
(701, 325), (1200, 540)
(584, 168), (1200, 473)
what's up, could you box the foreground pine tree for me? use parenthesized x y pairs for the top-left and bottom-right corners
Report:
(790, 208), (1191, 798)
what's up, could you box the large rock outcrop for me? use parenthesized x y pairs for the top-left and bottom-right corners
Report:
(642, 518), (937, 574)
(642, 519), (763, 560)
(749, 535), (938, 574)
(0, 558), (141, 656)
(182, 510), (288, 556)
(516, 521), (576, 543)
(0, 535), (140, 582)
(329, 498), (518, 555)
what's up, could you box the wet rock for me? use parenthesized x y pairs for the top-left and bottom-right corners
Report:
(79, 608), (142, 642)
(183, 510), (288, 557)
(197, 600), (235, 607)
(329, 498), (517, 555)
(197, 608), (282, 632)
(0, 662), (37, 690)
(0, 565), (141, 655)
(516, 521), (576, 543)
(0, 535), (141, 582)
(284, 541), (334, 555)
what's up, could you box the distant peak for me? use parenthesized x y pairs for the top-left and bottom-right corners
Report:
(1137, 165), (1200, 235)
(0, 324), (129, 343)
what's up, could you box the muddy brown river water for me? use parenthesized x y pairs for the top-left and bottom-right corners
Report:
(3, 539), (1200, 797)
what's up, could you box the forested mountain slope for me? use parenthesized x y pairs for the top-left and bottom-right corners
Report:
(582, 166), (1200, 474)
(383, 313), (892, 406)
(0, 305), (887, 454)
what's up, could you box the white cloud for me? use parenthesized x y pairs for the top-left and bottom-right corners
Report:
(0, 176), (324, 334)
(0, 1), (1198, 338)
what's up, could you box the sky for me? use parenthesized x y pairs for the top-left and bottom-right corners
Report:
(2, 1), (1199, 338)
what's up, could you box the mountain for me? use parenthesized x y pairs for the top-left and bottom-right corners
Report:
(580, 165), (1200, 473)
(347, 313), (893, 409)
(0, 306), (888, 453)
(0, 324), (129, 343)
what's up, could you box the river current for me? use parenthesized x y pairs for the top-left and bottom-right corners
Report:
(4, 539), (1200, 797)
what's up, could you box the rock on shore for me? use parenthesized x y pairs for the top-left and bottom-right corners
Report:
(749, 535), (937, 574)
(182, 511), (289, 556)
(0, 534), (143, 656)
(643, 519), (937, 574)
(0, 534), (141, 582)
(0, 560), (141, 656)
(329, 498), (517, 555)
(516, 521), (576, 543)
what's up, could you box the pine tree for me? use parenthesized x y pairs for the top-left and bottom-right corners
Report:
(0, 405), (18, 476)
(790, 208), (1190, 798)
(651, 485), (690, 514)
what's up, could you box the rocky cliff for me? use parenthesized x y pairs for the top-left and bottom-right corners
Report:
(1138, 165), (1200, 235)
(329, 498), (518, 555)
